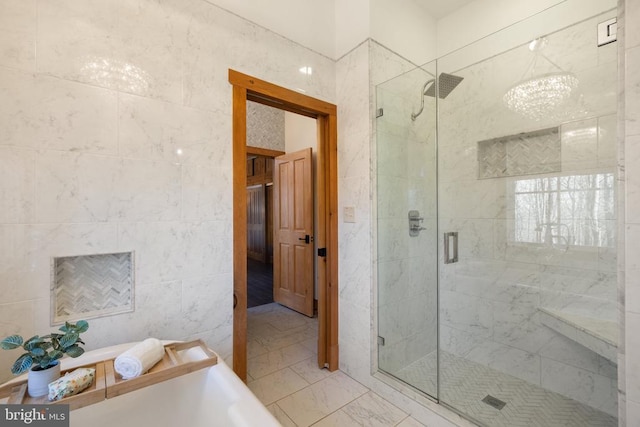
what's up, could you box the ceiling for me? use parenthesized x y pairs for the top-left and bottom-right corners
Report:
(416, 0), (477, 19)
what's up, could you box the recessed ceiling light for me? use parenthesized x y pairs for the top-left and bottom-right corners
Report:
(299, 66), (313, 75)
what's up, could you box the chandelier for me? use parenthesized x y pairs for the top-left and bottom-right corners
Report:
(503, 38), (579, 121)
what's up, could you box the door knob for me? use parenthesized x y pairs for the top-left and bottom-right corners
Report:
(298, 235), (311, 244)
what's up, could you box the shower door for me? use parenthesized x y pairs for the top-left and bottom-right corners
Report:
(376, 61), (439, 399)
(436, 9), (618, 426)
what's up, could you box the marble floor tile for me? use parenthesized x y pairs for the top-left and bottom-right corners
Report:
(277, 371), (368, 426)
(290, 357), (334, 384)
(267, 403), (297, 427)
(248, 367), (309, 406)
(396, 417), (427, 427)
(312, 391), (408, 427)
(248, 338), (269, 359)
(248, 342), (314, 379)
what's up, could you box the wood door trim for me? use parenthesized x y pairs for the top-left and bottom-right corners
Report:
(246, 146), (285, 157)
(230, 69), (339, 380)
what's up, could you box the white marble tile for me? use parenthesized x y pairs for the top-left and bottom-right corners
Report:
(370, 41), (418, 87)
(267, 403), (297, 427)
(118, 93), (229, 166)
(626, 268), (640, 315)
(313, 391), (407, 427)
(396, 417), (427, 427)
(34, 151), (114, 223)
(290, 357), (334, 384)
(115, 158), (182, 221)
(37, 0), (118, 83)
(0, 223), (118, 306)
(182, 165), (232, 222)
(36, 152), (181, 223)
(465, 340), (541, 385)
(628, 0), (640, 50)
(38, 0), (186, 102)
(541, 357), (618, 417)
(182, 221), (233, 277)
(117, 222), (184, 284)
(116, 0), (186, 103)
(539, 335), (606, 377)
(277, 371), (368, 427)
(627, 399), (640, 427)
(248, 343), (314, 379)
(185, 1), (335, 112)
(0, 67), (117, 153)
(598, 114), (617, 168)
(561, 118), (599, 171)
(0, 148), (35, 223)
(248, 339), (268, 359)
(626, 312), (640, 404)
(440, 290), (493, 339)
(181, 275), (232, 336)
(627, 46), (640, 137)
(131, 280), (183, 339)
(0, 300), (36, 383)
(248, 367), (309, 406)
(0, 0), (35, 71)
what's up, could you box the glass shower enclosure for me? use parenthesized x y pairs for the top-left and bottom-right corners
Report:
(376, 6), (618, 427)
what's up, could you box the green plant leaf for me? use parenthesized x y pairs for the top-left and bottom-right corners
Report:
(50, 350), (63, 360)
(11, 353), (32, 375)
(65, 345), (84, 358)
(75, 320), (89, 333)
(38, 356), (52, 369)
(30, 347), (45, 357)
(1, 335), (23, 350)
(58, 323), (70, 333)
(59, 332), (79, 349)
(23, 336), (44, 351)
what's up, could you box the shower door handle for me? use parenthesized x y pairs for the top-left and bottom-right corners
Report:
(444, 232), (458, 264)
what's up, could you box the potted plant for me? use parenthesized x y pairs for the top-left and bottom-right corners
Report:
(1, 320), (89, 397)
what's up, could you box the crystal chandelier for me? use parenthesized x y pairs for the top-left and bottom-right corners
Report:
(503, 38), (579, 121)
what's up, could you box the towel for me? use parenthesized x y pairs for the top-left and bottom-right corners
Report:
(114, 338), (164, 380)
(48, 368), (95, 401)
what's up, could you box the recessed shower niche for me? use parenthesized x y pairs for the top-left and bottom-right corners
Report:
(51, 252), (134, 324)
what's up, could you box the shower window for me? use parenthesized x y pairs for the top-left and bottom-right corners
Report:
(512, 172), (615, 248)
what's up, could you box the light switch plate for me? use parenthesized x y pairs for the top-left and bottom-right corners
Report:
(343, 206), (356, 223)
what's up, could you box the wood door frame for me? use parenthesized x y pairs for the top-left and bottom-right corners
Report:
(230, 69), (339, 381)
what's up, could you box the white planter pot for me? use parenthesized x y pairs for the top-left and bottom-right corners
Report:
(27, 362), (61, 397)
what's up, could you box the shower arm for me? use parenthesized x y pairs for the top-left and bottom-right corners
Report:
(411, 79), (435, 121)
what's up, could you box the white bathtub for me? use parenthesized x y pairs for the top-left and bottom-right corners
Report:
(3, 341), (281, 427)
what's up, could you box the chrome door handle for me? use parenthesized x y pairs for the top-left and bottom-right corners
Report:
(444, 232), (458, 264)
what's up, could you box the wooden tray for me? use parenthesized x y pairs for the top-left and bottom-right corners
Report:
(0, 362), (106, 411)
(105, 340), (217, 399)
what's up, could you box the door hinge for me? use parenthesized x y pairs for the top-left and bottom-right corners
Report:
(377, 336), (385, 346)
(317, 248), (326, 257)
(376, 108), (384, 118)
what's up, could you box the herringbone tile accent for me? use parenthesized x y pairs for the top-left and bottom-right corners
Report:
(392, 351), (616, 427)
(53, 252), (133, 322)
(478, 127), (561, 179)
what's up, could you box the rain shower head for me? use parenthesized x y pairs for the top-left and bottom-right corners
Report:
(425, 73), (464, 98)
(411, 72), (464, 121)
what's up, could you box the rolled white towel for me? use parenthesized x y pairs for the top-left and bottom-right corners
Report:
(114, 338), (165, 380)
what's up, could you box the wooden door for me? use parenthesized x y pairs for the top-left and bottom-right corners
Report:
(273, 148), (314, 317)
(246, 184), (266, 262)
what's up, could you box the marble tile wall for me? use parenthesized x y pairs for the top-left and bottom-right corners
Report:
(0, 0), (334, 384)
(622, 0), (640, 424)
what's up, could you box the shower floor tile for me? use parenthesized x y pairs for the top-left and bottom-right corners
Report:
(394, 351), (617, 427)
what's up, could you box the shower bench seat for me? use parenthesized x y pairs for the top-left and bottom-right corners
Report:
(538, 307), (617, 363)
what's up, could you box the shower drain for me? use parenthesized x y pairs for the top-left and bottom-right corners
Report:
(482, 395), (507, 410)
